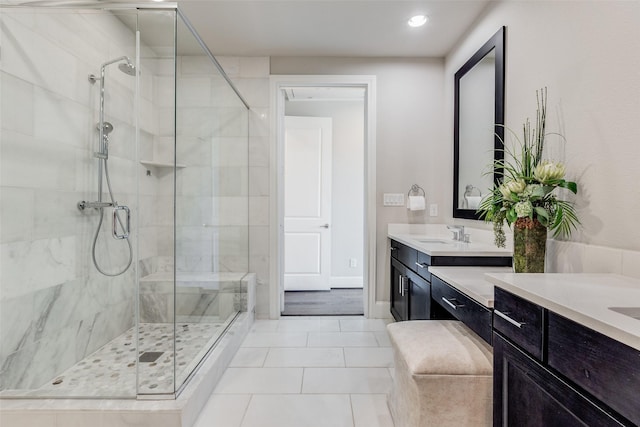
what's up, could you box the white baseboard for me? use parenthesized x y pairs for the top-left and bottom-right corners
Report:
(368, 301), (392, 319)
(330, 276), (364, 288)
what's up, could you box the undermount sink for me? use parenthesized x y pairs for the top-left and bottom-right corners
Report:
(417, 239), (452, 244)
(609, 307), (640, 320)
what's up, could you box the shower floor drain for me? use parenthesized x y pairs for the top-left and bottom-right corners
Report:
(139, 352), (163, 363)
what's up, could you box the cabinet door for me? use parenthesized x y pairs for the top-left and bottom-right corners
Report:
(390, 258), (408, 321)
(493, 333), (627, 427)
(407, 270), (430, 320)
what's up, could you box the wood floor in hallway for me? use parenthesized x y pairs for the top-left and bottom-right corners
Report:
(282, 288), (364, 316)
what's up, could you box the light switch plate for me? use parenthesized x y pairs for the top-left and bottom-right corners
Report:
(429, 204), (438, 216)
(383, 193), (405, 207)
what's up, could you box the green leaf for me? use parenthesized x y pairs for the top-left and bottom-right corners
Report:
(531, 186), (546, 198)
(506, 208), (517, 223)
(558, 180), (578, 194)
(535, 206), (549, 221)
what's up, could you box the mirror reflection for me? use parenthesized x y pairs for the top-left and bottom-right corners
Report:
(453, 27), (505, 220)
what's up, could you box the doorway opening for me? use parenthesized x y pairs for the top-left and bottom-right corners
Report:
(282, 89), (364, 315)
(270, 75), (377, 318)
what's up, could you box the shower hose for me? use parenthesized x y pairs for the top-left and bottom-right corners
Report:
(91, 158), (133, 276)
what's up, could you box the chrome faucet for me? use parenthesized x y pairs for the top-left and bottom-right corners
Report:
(447, 225), (466, 242)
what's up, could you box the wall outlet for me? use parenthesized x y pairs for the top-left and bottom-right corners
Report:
(429, 203), (438, 217)
(383, 193), (405, 207)
(349, 258), (357, 268)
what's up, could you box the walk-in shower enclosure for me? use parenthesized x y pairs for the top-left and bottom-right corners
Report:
(0, 3), (250, 398)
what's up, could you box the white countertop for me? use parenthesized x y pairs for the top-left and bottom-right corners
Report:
(389, 232), (512, 257)
(429, 266), (513, 308)
(387, 223), (512, 257)
(486, 273), (640, 351)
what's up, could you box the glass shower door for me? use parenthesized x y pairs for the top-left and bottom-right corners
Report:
(173, 11), (249, 392)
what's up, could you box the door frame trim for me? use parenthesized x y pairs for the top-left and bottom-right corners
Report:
(269, 75), (377, 318)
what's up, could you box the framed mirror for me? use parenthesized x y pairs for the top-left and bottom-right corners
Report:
(453, 26), (505, 220)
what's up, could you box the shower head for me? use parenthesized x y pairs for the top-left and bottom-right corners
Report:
(97, 121), (114, 135)
(89, 56), (136, 83)
(118, 61), (136, 76)
(99, 56), (136, 76)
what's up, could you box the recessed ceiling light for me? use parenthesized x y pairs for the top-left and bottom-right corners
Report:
(408, 15), (428, 28)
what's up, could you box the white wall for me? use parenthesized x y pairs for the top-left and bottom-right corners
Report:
(271, 57), (446, 305)
(285, 100), (365, 285)
(446, 1), (640, 254)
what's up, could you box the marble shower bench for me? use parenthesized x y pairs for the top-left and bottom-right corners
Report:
(139, 272), (255, 323)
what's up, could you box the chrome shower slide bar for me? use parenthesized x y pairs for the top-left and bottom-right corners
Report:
(77, 201), (114, 210)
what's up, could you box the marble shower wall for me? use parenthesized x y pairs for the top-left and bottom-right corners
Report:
(138, 52), (252, 321)
(174, 55), (249, 275)
(0, 8), (155, 392)
(216, 57), (271, 318)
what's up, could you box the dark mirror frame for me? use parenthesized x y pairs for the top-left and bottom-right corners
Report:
(453, 26), (505, 220)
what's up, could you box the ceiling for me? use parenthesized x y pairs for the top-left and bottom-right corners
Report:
(178, 0), (492, 57)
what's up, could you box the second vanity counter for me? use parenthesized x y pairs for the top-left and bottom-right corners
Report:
(485, 273), (640, 351)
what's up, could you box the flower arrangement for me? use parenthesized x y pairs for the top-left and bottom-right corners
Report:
(478, 88), (580, 249)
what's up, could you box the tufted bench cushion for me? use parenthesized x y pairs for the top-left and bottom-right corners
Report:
(387, 320), (493, 427)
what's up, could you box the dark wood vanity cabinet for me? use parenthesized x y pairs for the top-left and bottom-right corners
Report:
(389, 239), (510, 322)
(407, 269), (430, 320)
(493, 332), (624, 427)
(390, 240), (443, 321)
(493, 289), (638, 427)
(432, 275), (493, 343)
(390, 257), (409, 321)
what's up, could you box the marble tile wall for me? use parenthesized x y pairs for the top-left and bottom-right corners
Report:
(1, 8), (257, 395)
(138, 53), (254, 321)
(216, 57), (271, 318)
(173, 55), (250, 276)
(0, 8), (147, 392)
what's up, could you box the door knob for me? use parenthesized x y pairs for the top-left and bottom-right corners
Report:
(320, 224), (330, 228)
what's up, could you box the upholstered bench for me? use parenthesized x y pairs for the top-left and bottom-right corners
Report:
(387, 320), (493, 427)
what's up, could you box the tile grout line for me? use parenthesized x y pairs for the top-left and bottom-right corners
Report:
(238, 393), (254, 427)
(348, 393), (356, 427)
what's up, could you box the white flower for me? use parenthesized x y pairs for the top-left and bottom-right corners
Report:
(534, 161), (565, 183)
(501, 179), (526, 198)
(514, 201), (533, 217)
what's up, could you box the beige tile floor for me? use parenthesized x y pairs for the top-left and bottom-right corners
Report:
(193, 316), (396, 427)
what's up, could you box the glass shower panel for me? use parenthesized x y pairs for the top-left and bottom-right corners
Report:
(173, 14), (249, 391)
(0, 6), (139, 398)
(135, 9), (177, 396)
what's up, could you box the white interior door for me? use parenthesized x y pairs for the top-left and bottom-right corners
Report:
(284, 116), (332, 291)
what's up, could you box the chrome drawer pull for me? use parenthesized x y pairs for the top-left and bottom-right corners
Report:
(415, 262), (428, 269)
(441, 297), (459, 310)
(494, 309), (525, 329)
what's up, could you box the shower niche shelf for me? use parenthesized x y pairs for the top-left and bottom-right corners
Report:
(140, 160), (186, 169)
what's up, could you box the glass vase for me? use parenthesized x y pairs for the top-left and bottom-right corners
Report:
(513, 218), (547, 273)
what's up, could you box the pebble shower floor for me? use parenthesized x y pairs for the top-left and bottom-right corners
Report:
(34, 322), (225, 397)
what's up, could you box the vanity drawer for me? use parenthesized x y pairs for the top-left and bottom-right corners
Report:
(548, 312), (640, 425)
(415, 251), (431, 281)
(431, 275), (492, 344)
(493, 287), (544, 360)
(390, 240), (417, 269)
